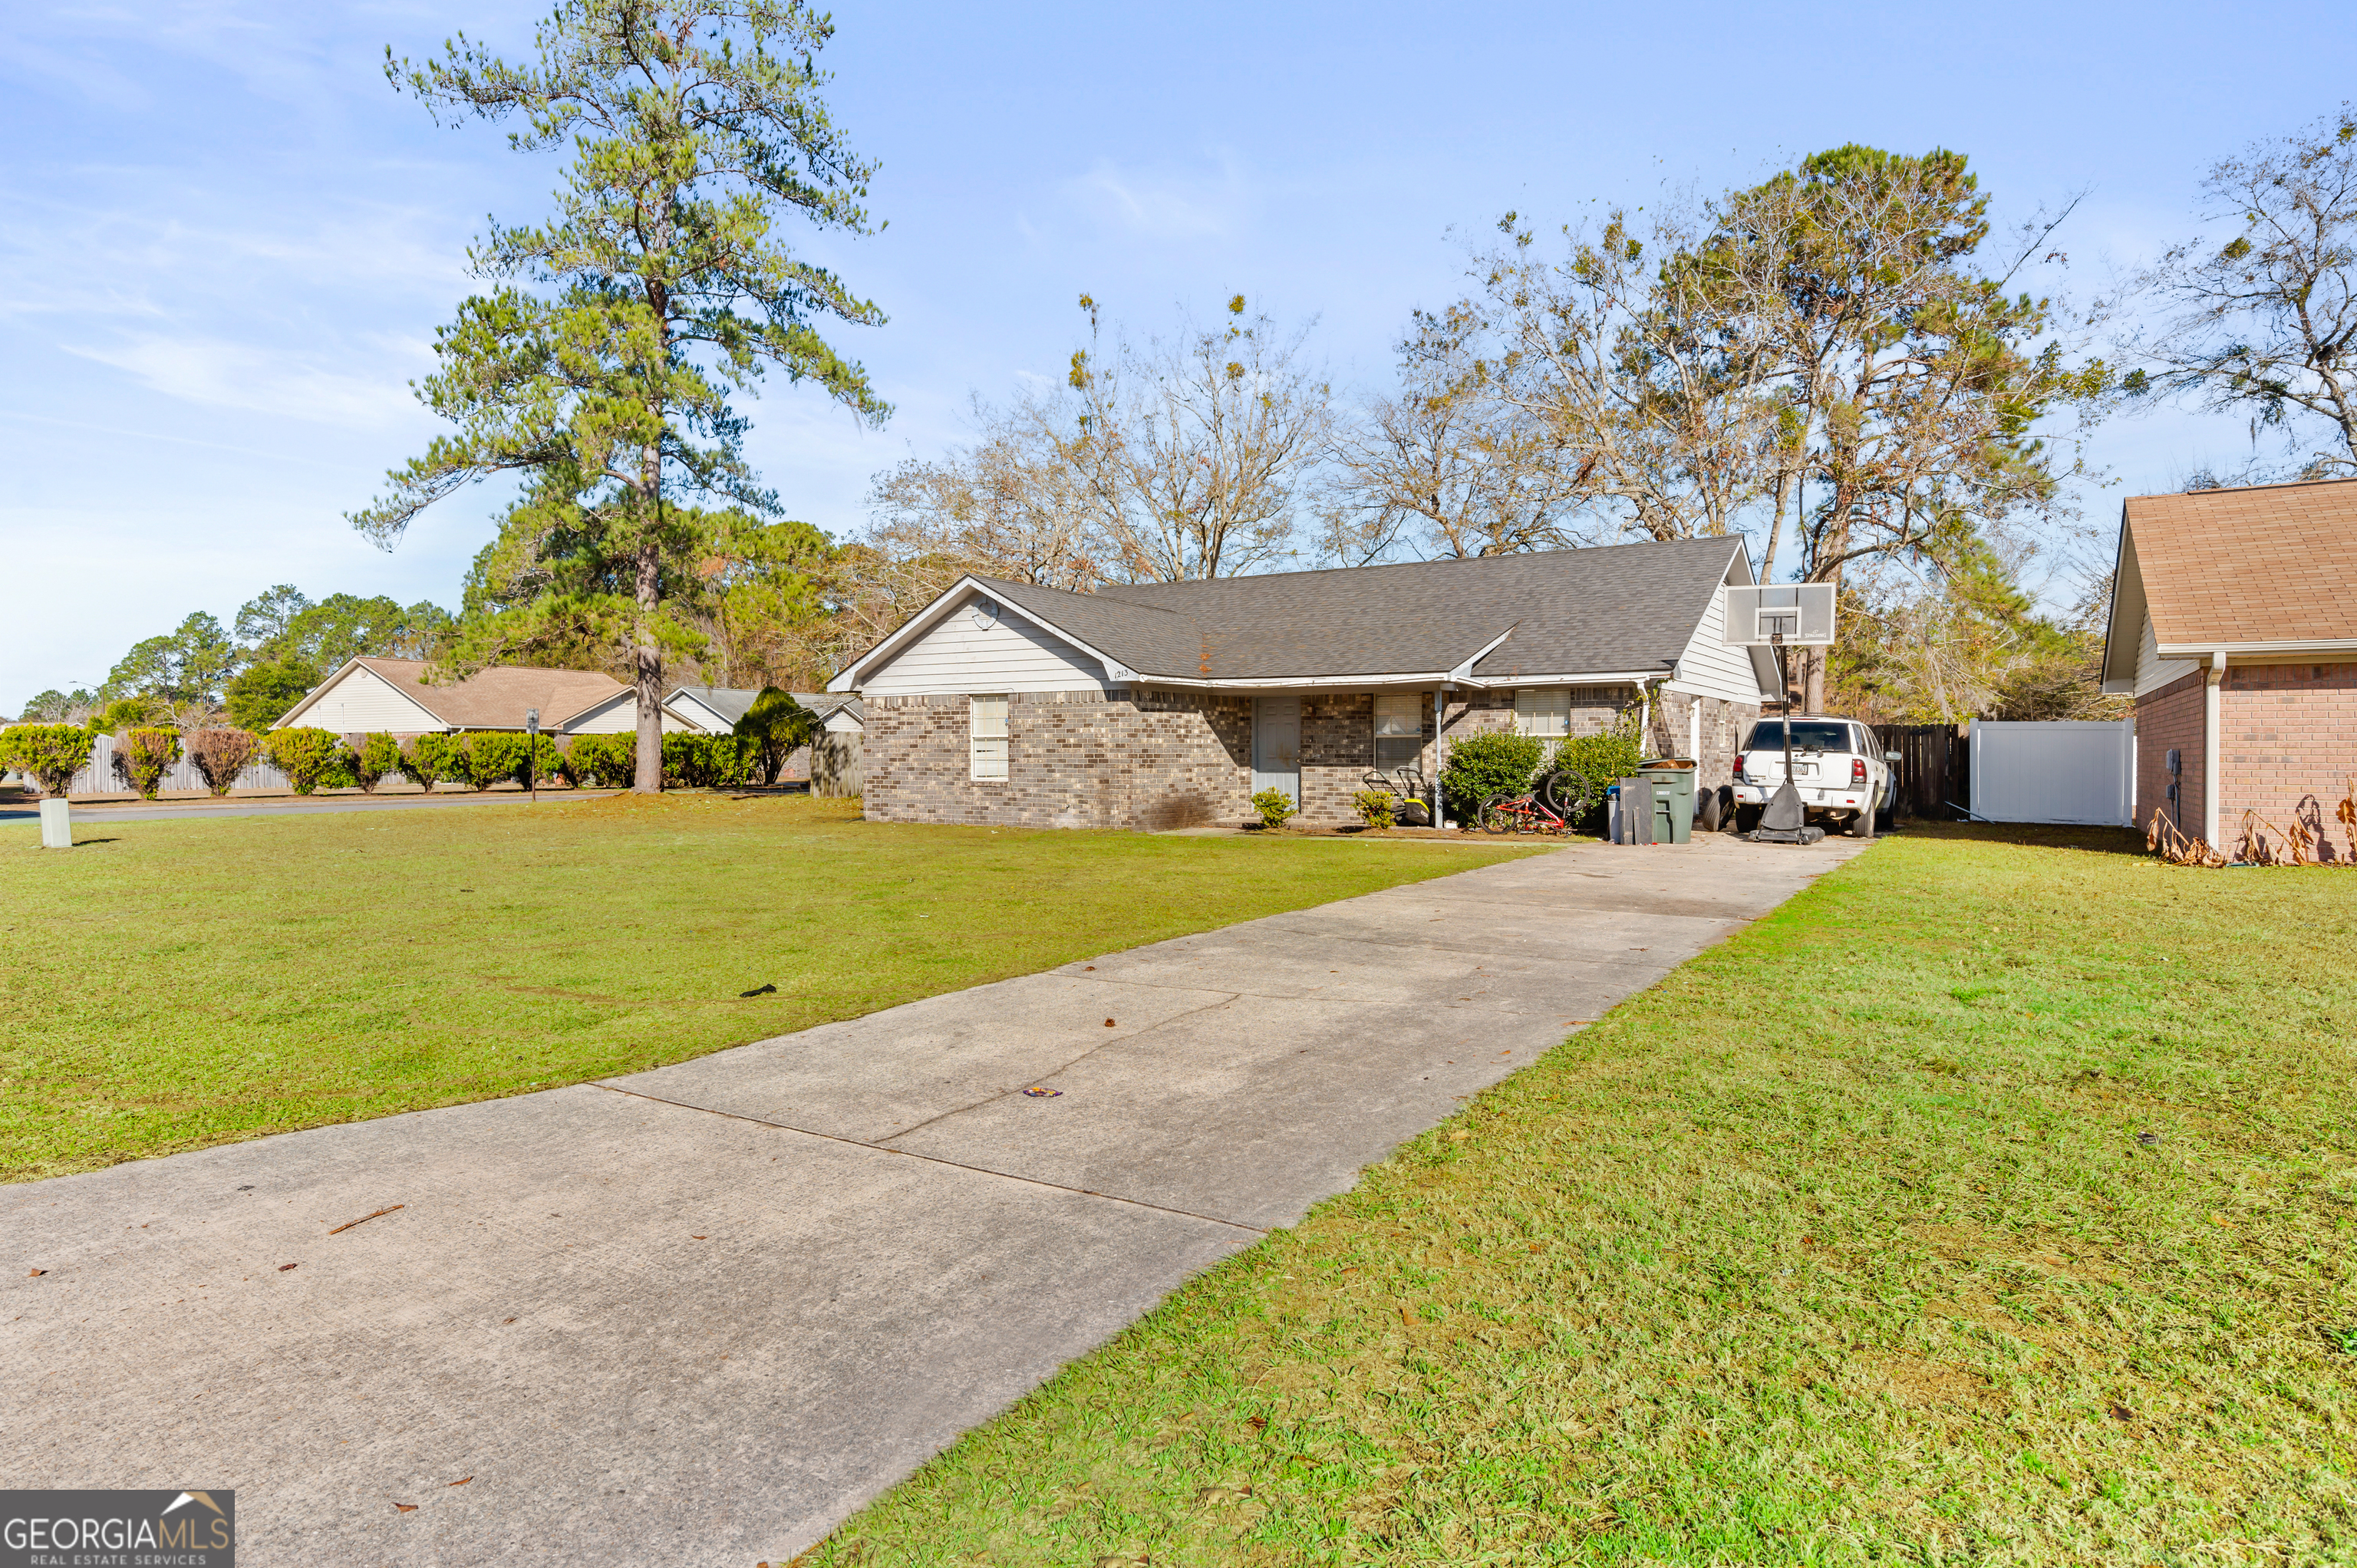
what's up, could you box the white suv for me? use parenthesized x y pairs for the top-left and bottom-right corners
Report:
(1731, 716), (1895, 838)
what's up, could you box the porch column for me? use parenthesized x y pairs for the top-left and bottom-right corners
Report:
(1433, 686), (1448, 829)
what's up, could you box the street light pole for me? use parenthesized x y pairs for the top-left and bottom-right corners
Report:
(526, 709), (539, 804)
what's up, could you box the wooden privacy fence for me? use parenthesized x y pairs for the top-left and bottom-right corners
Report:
(1872, 723), (1970, 820)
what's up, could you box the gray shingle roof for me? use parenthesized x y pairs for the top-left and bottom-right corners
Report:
(964, 537), (1745, 682)
(671, 687), (865, 727)
(670, 685), (760, 726)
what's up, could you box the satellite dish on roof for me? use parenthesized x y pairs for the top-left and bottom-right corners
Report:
(969, 598), (1000, 631)
(1722, 584), (1835, 647)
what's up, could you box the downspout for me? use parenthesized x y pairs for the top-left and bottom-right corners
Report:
(2203, 651), (2226, 847)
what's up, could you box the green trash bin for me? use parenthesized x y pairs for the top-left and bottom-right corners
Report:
(1637, 759), (1697, 845)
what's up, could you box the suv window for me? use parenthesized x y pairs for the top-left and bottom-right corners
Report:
(1743, 720), (1852, 752)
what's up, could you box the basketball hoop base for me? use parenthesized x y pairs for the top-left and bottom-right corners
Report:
(1748, 779), (1825, 845)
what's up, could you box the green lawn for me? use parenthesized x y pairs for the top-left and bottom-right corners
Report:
(0, 793), (1541, 1182)
(798, 826), (2357, 1566)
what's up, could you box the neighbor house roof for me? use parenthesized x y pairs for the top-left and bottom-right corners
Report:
(668, 685), (760, 727)
(2102, 478), (2357, 687)
(790, 692), (864, 726)
(832, 537), (1752, 690)
(664, 687), (865, 729)
(277, 656), (625, 732)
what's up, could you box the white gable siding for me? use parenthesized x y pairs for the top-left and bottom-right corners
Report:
(860, 594), (1109, 695)
(668, 693), (733, 732)
(291, 664), (443, 732)
(565, 693), (702, 734)
(2135, 612), (2200, 697)
(1666, 580), (1772, 704)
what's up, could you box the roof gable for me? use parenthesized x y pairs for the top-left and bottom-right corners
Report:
(2115, 478), (2357, 651)
(274, 657), (446, 731)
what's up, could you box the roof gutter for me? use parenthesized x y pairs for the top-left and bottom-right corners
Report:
(2154, 637), (2357, 660)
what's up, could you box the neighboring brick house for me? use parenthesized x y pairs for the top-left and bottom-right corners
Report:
(829, 538), (1776, 829)
(2099, 478), (2357, 853)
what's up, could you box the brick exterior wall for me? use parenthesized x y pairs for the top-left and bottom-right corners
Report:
(862, 681), (1763, 830)
(2219, 661), (2357, 858)
(1648, 690), (1763, 796)
(863, 689), (1254, 828)
(2133, 669), (2206, 839)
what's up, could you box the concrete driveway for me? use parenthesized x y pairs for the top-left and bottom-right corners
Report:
(3, 832), (1870, 1564)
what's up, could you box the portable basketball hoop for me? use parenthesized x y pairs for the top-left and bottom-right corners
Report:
(1722, 585), (1836, 845)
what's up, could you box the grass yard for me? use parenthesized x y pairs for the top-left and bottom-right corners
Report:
(799, 826), (2357, 1566)
(0, 793), (1542, 1182)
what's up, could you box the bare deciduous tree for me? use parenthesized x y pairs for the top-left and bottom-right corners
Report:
(1067, 294), (1332, 581)
(1320, 302), (1591, 562)
(2131, 104), (2357, 478)
(867, 394), (1102, 590)
(1473, 204), (1788, 545)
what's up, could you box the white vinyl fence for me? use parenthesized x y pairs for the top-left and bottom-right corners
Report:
(1968, 720), (2134, 827)
(3, 733), (292, 796)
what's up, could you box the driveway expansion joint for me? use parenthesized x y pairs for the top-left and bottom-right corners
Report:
(589, 1081), (1268, 1236)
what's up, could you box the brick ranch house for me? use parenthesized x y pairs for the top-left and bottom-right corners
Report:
(826, 537), (1778, 829)
(2100, 477), (2357, 849)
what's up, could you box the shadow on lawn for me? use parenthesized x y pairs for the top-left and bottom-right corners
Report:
(1904, 820), (2147, 856)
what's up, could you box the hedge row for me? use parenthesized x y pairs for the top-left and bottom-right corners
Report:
(5, 723), (773, 799)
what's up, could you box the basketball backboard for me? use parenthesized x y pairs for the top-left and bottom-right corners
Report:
(1722, 583), (1835, 647)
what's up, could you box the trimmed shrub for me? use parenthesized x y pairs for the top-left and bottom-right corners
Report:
(460, 732), (529, 790)
(526, 733), (567, 788)
(2, 724), (96, 796)
(1439, 731), (1544, 823)
(265, 727), (344, 796)
(1551, 712), (1644, 832)
(186, 729), (259, 796)
(562, 733), (637, 788)
(1250, 787), (1298, 830)
(662, 731), (752, 788)
(351, 733), (401, 794)
(112, 728), (183, 799)
(400, 733), (462, 791)
(1353, 789), (1397, 830)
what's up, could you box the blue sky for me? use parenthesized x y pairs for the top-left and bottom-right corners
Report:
(5, 0), (2352, 708)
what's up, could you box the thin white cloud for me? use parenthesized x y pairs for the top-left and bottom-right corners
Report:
(64, 334), (430, 429)
(1060, 155), (1254, 241)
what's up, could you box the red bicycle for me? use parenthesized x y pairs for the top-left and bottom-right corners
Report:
(1474, 772), (1590, 835)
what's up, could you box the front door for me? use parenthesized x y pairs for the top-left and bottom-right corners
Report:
(1253, 696), (1301, 802)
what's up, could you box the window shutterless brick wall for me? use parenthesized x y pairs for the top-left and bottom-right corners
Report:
(862, 689), (1255, 828)
(2218, 660), (2357, 855)
(2134, 670), (2206, 839)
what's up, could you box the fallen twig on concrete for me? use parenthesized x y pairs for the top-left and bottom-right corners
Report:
(328, 1204), (404, 1235)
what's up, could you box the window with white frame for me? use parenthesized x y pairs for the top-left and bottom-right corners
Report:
(1514, 687), (1571, 739)
(969, 694), (1009, 779)
(1373, 691), (1424, 771)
